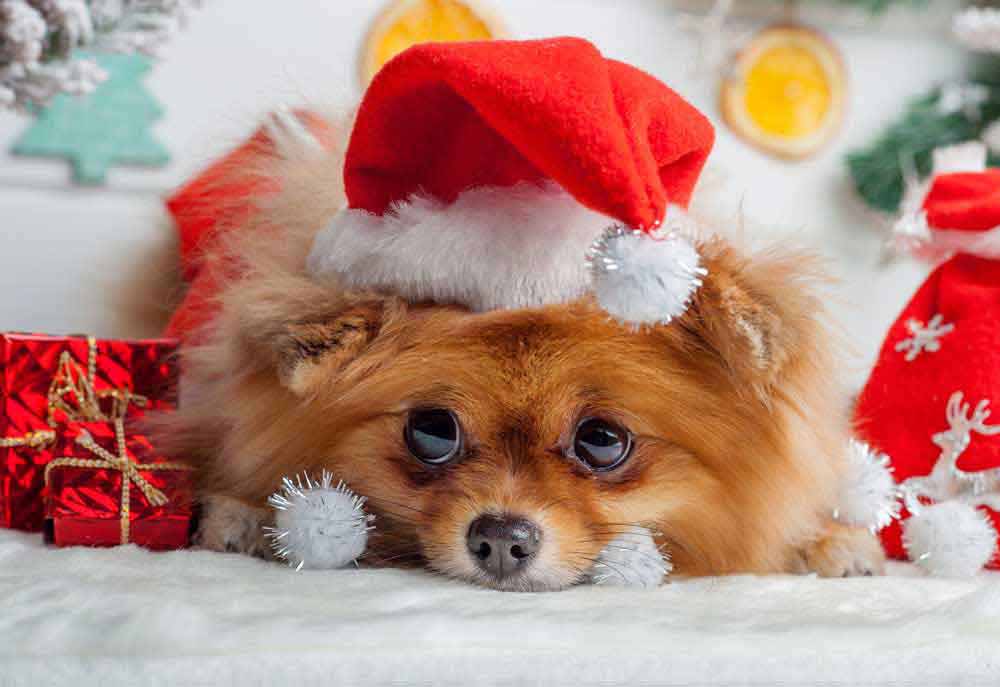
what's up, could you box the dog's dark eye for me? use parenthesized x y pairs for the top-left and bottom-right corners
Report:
(571, 418), (632, 471)
(404, 409), (462, 465)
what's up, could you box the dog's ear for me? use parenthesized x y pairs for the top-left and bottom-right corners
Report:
(679, 238), (826, 396)
(232, 281), (402, 396)
(271, 299), (391, 395)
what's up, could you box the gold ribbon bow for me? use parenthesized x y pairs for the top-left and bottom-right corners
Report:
(44, 416), (192, 545)
(2, 336), (146, 451)
(47, 336), (148, 424)
(2, 335), (189, 544)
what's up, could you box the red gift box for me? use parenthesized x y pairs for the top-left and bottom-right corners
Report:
(0, 333), (178, 531)
(45, 419), (193, 550)
(45, 420), (193, 549)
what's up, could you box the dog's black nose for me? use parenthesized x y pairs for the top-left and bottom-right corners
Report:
(467, 514), (541, 579)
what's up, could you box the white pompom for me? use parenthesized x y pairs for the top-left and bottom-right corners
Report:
(903, 501), (997, 577)
(265, 472), (374, 571)
(588, 226), (705, 326)
(585, 526), (671, 588)
(834, 440), (901, 532)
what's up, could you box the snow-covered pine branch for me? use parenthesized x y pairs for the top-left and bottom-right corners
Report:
(0, 0), (200, 111)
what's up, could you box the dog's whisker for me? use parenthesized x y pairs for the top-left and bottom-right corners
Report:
(368, 509), (420, 525)
(589, 543), (668, 566)
(568, 551), (630, 584)
(368, 531), (418, 544)
(592, 522), (659, 532)
(565, 551), (622, 569)
(365, 497), (436, 518)
(363, 548), (425, 565)
(573, 533), (656, 544)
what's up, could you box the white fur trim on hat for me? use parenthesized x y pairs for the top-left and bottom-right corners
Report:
(931, 141), (988, 176)
(919, 224), (1000, 260)
(307, 182), (609, 312)
(306, 182), (705, 322)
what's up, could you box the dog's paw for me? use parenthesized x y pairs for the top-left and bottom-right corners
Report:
(194, 495), (272, 558)
(797, 524), (886, 578)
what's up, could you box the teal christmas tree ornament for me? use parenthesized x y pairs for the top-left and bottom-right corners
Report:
(11, 52), (169, 184)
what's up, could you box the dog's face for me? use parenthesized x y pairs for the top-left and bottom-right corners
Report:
(288, 303), (728, 591)
(185, 239), (839, 590)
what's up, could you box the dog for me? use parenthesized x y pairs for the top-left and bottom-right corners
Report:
(157, 113), (884, 592)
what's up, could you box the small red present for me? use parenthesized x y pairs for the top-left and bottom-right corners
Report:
(0, 333), (177, 531)
(45, 420), (193, 549)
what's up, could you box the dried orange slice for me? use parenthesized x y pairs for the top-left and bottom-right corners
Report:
(360, 0), (503, 86)
(721, 24), (846, 160)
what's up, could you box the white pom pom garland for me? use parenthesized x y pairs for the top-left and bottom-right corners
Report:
(265, 471), (374, 571)
(834, 440), (901, 532)
(587, 225), (705, 326)
(584, 525), (671, 588)
(902, 500), (997, 577)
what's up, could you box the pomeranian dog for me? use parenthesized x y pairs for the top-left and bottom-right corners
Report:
(157, 108), (884, 592)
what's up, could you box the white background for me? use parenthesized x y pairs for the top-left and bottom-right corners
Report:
(0, 0), (969, 387)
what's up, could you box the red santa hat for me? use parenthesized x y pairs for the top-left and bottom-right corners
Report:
(856, 141), (1000, 576)
(306, 37), (715, 325)
(893, 141), (1000, 260)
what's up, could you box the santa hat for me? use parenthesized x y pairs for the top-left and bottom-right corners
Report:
(893, 141), (1000, 260)
(856, 141), (1000, 575)
(306, 37), (715, 325)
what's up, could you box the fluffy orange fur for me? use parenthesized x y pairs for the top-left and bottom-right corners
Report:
(156, 113), (882, 590)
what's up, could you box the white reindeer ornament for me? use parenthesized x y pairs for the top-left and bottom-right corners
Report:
(899, 392), (1000, 576)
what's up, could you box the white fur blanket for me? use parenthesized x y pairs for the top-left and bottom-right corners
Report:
(2, 529), (998, 686)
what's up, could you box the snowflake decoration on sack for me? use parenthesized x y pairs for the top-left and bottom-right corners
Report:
(894, 315), (954, 362)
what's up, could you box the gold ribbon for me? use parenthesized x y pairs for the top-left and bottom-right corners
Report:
(44, 416), (192, 545)
(0, 429), (56, 449)
(46, 336), (148, 424)
(2, 336), (147, 450)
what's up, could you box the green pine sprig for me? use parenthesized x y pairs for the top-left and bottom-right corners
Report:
(846, 83), (1000, 213)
